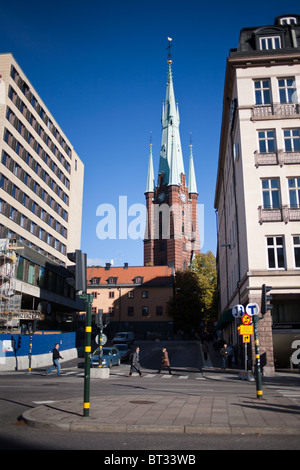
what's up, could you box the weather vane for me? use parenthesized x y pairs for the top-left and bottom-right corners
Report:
(167, 37), (173, 63)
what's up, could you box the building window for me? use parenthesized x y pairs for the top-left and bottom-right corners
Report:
(92, 292), (97, 299)
(142, 306), (149, 316)
(156, 306), (163, 316)
(128, 306), (134, 316)
(254, 80), (271, 105)
(109, 291), (114, 298)
(262, 179), (280, 208)
(267, 236), (285, 269)
(108, 307), (114, 316)
(279, 17), (297, 25)
(284, 129), (300, 152)
(293, 236), (300, 268)
(142, 290), (148, 298)
(278, 78), (296, 104)
(28, 262), (35, 285)
(258, 130), (276, 153)
(288, 178), (300, 207)
(127, 291), (134, 298)
(259, 36), (281, 50)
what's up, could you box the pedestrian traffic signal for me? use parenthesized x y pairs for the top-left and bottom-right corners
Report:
(95, 309), (103, 327)
(66, 250), (87, 293)
(261, 284), (272, 315)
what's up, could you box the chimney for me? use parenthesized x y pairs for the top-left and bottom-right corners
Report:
(105, 263), (111, 270)
(124, 262), (128, 269)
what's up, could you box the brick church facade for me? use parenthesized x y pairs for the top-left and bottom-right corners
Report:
(144, 43), (200, 271)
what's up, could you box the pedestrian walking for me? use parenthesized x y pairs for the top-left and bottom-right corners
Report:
(220, 343), (228, 370)
(129, 347), (144, 376)
(202, 341), (208, 361)
(158, 347), (172, 375)
(45, 343), (63, 376)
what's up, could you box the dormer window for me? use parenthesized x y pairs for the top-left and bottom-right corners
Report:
(134, 276), (143, 284)
(108, 277), (117, 284)
(260, 36), (281, 50)
(279, 17), (297, 25)
(90, 277), (100, 285)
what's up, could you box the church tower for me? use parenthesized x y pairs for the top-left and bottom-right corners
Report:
(144, 40), (200, 271)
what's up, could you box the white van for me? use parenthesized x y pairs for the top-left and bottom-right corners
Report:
(112, 331), (134, 345)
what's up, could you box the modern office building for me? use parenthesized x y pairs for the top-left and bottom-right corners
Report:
(144, 44), (200, 271)
(214, 14), (300, 373)
(0, 53), (84, 328)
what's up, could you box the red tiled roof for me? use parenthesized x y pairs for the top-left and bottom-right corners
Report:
(87, 265), (173, 286)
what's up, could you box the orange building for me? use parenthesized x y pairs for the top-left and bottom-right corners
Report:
(86, 264), (174, 339)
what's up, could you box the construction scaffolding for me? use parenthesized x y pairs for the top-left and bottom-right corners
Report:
(0, 238), (22, 331)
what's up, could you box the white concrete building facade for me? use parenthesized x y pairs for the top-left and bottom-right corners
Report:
(215, 14), (300, 373)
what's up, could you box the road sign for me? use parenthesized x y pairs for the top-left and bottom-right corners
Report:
(95, 333), (107, 346)
(243, 335), (251, 343)
(245, 302), (259, 316)
(232, 304), (244, 318)
(238, 324), (254, 335)
(242, 314), (252, 325)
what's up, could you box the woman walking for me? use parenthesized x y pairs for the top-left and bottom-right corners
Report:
(158, 347), (172, 375)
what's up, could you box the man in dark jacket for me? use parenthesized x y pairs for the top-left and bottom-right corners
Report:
(129, 347), (144, 376)
(45, 343), (63, 376)
(220, 343), (228, 370)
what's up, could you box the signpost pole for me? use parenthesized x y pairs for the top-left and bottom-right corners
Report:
(253, 313), (263, 399)
(82, 293), (93, 417)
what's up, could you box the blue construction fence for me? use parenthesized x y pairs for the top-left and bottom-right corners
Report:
(0, 331), (78, 370)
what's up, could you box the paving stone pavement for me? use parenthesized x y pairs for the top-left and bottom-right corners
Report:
(23, 389), (300, 434)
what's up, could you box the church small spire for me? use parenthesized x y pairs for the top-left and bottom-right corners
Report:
(168, 130), (180, 186)
(188, 133), (198, 194)
(145, 133), (155, 193)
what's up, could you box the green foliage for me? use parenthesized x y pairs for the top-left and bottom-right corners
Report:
(191, 251), (218, 324)
(167, 251), (218, 333)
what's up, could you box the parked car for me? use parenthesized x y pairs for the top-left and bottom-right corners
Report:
(115, 343), (131, 362)
(90, 347), (121, 368)
(112, 331), (134, 345)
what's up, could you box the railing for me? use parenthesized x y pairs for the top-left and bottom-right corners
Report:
(258, 205), (300, 224)
(254, 150), (300, 167)
(252, 103), (300, 120)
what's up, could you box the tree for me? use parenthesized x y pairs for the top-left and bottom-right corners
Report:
(167, 269), (201, 335)
(191, 251), (218, 325)
(167, 251), (218, 335)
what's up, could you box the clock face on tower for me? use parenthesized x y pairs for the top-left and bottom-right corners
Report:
(180, 192), (186, 202)
(158, 192), (165, 202)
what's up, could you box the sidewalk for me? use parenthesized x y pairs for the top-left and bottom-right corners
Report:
(22, 385), (300, 435)
(23, 363), (300, 435)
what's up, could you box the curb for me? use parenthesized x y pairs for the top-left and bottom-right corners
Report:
(22, 407), (300, 435)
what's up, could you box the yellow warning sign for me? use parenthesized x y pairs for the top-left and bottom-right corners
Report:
(238, 325), (254, 335)
(243, 335), (251, 343)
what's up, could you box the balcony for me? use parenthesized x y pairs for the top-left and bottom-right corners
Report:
(258, 205), (300, 224)
(254, 150), (300, 167)
(252, 103), (300, 121)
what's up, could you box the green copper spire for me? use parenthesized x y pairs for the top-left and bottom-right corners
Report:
(188, 133), (198, 194)
(158, 38), (185, 185)
(188, 137), (198, 194)
(145, 138), (155, 193)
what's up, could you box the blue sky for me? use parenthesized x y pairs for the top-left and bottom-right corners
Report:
(1, 0), (299, 266)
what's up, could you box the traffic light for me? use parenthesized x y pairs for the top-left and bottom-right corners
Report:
(67, 250), (87, 293)
(28, 319), (37, 334)
(261, 284), (272, 315)
(95, 309), (103, 327)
